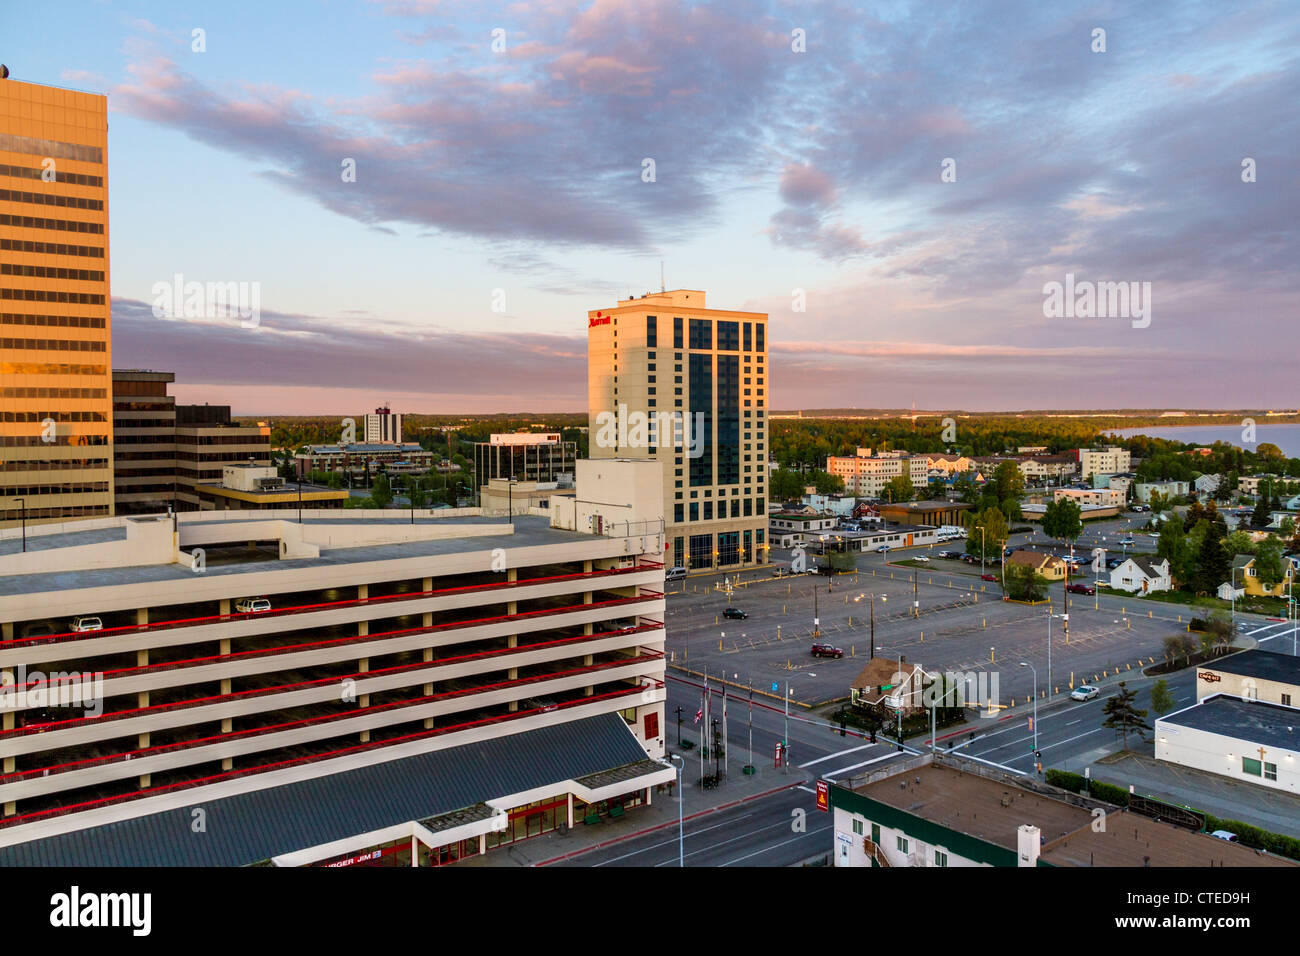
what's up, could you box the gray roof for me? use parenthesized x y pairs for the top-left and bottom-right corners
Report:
(1126, 554), (1168, 577)
(1162, 695), (1300, 754)
(0, 713), (654, 867)
(1203, 649), (1300, 688)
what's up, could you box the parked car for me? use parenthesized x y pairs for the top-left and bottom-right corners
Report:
(1066, 583), (1096, 595)
(69, 616), (103, 632)
(723, 607), (748, 620)
(1119, 536), (1135, 546)
(810, 642), (844, 659)
(938, 550), (959, 559)
(235, 598), (272, 614)
(1210, 830), (1239, 843)
(981, 573), (998, 582)
(525, 697), (559, 713)
(1106, 556), (1124, 569)
(771, 566), (790, 578)
(665, 566), (688, 581)
(875, 545), (890, 553)
(1070, 685), (1100, 701)
(613, 621), (639, 633)
(961, 554), (977, 564)
(913, 555), (930, 563)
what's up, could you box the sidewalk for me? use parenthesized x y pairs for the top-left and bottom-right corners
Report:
(460, 748), (809, 867)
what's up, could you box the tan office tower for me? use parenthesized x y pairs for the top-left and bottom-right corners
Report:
(0, 73), (113, 527)
(588, 290), (768, 571)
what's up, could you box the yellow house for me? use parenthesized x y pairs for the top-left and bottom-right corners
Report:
(1005, 549), (1067, 581)
(1232, 554), (1295, 598)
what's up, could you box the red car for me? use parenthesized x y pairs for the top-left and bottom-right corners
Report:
(811, 642), (844, 659)
(981, 573), (998, 582)
(1066, 583), (1096, 595)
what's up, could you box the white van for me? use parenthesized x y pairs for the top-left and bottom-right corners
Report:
(236, 598), (272, 614)
(665, 566), (688, 582)
(70, 616), (103, 632)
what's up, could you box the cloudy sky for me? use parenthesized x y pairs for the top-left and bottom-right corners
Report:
(12, 0), (1298, 414)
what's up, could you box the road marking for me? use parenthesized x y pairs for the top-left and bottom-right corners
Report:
(796, 785), (815, 793)
(1065, 719), (1082, 726)
(591, 809), (768, 865)
(800, 743), (875, 768)
(824, 751), (900, 779)
(719, 825), (833, 867)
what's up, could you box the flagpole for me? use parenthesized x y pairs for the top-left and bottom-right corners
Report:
(747, 678), (754, 773)
(723, 681), (729, 781)
(700, 670), (707, 786)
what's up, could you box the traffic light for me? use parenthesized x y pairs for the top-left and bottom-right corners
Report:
(869, 729), (877, 744)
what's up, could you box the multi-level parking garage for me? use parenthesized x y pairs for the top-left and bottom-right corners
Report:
(0, 460), (673, 866)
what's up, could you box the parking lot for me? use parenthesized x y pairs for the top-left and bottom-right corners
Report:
(664, 528), (1201, 713)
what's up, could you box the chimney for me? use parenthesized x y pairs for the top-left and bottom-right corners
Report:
(1018, 825), (1041, 867)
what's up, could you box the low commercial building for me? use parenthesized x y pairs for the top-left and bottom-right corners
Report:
(295, 443), (435, 480)
(472, 433), (578, 491)
(1053, 487), (1124, 508)
(826, 449), (929, 497)
(770, 513), (838, 535)
(196, 464), (348, 512)
(175, 404), (272, 510)
(0, 459), (669, 866)
(828, 754), (1293, 867)
(1239, 475), (1280, 496)
(1195, 649), (1300, 706)
(1076, 446), (1132, 480)
(1109, 555), (1172, 594)
(1156, 695), (1300, 796)
(479, 477), (575, 516)
(877, 500), (972, 528)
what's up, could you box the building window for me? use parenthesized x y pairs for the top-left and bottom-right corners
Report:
(689, 318), (712, 350)
(1265, 762), (1278, 781)
(644, 711), (659, 740)
(690, 502), (699, 521)
(703, 501), (713, 521)
(852, 819), (863, 835)
(646, 315), (657, 347)
(935, 850), (948, 867)
(1243, 757), (1262, 777)
(896, 836), (909, 854)
(673, 317), (683, 348)
(717, 320), (739, 351)
(1284, 694), (1293, 706)
(674, 504), (684, 522)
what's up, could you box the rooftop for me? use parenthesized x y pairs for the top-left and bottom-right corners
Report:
(1204, 649), (1300, 687)
(1161, 694), (1300, 753)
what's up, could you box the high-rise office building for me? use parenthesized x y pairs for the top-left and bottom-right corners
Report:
(364, 405), (402, 444)
(0, 74), (113, 525)
(587, 290), (768, 570)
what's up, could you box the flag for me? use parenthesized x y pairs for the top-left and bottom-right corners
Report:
(693, 706), (703, 724)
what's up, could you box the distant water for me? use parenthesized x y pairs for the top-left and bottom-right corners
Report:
(1110, 423), (1300, 458)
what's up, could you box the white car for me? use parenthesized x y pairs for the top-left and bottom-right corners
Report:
(914, 555), (930, 563)
(70, 616), (103, 632)
(876, 545), (890, 553)
(1210, 830), (1239, 843)
(235, 598), (272, 614)
(665, 566), (688, 581)
(1070, 685), (1100, 701)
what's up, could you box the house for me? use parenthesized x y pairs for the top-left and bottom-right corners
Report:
(1238, 475), (1280, 496)
(1109, 555), (1172, 594)
(1193, 473), (1222, 496)
(849, 657), (934, 715)
(1133, 480), (1190, 503)
(1004, 550), (1067, 581)
(1230, 554), (1296, 598)
(1216, 581), (1244, 602)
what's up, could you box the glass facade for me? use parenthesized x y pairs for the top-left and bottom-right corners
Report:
(717, 354), (739, 486)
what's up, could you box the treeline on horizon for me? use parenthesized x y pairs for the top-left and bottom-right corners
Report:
(236, 414), (590, 457)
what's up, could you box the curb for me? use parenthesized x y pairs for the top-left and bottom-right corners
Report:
(532, 779), (806, 866)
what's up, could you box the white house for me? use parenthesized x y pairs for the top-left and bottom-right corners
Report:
(1193, 473), (1222, 496)
(1217, 581), (1245, 602)
(1109, 554), (1172, 594)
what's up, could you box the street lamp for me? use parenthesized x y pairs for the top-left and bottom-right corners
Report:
(1019, 661), (1038, 767)
(669, 753), (685, 867)
(507, 476), (518, 526)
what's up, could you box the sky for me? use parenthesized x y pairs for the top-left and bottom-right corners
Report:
(7, 0), (1298, 415)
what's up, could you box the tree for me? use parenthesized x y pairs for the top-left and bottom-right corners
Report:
(1004, 563), (1047, 602)
(1041, 498), (1083, 555)
(1224, 530), (1256, 558)
(992, 460), (1025, 505)
(1156, 518), (1195, 589)
(1253, 537), (1286, 591)
(1192, 532), (1231, 595)
(1101, 682), (1151, 750)
(1150, 679), (1175, 717)
(1001, 497), (1022, 523)
(965, 506), (1009, 563)
(953, 472), (978, 504)
(371, 473), (393, 508)
(407, 476), (428, 510)
(1250, 495), (1271, 528)
(770, 468), (805, 502)
(1162, 633), (1199, 668)
(884, 474), (915, 503)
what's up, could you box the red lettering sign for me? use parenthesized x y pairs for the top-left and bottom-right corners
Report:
(1197, 672), (1221, 683)
(588, 315), (611, 328)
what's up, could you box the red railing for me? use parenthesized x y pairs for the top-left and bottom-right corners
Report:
(0, 679), (664, 829)
(0, 623), (665, 739)
(6, 595), (664, 692)
(0, 651), (665, 784)
(1, 561), (664, 651)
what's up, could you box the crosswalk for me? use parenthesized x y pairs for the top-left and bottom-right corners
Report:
(1239, 618), (1299, 649)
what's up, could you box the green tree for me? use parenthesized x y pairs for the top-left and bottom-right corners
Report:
(1224, 530), (1256, 558)
(953, 472), (978, 504)
(371, 473), (393, 508)
(1150, 679), (1175, 717)
(1192, 532), (1231, 595)
(407, 476), (428, 510)
(1041, 498), (1083, 555)
(884, 474), (915, 503)
(1251, 495), (1271, 528)
(1004, 563), (1047, 601)
(992, 460), (1026, 505)
(1253, 537), (1286, 590)
(811, 469), (846, 495)
(965, 506), (1009, 563)
(1157, 518), (1196, 588)
(1101, 682), (1151, 750)
(1001, 496), (1022, 523)
(770, 468), (805, 502)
